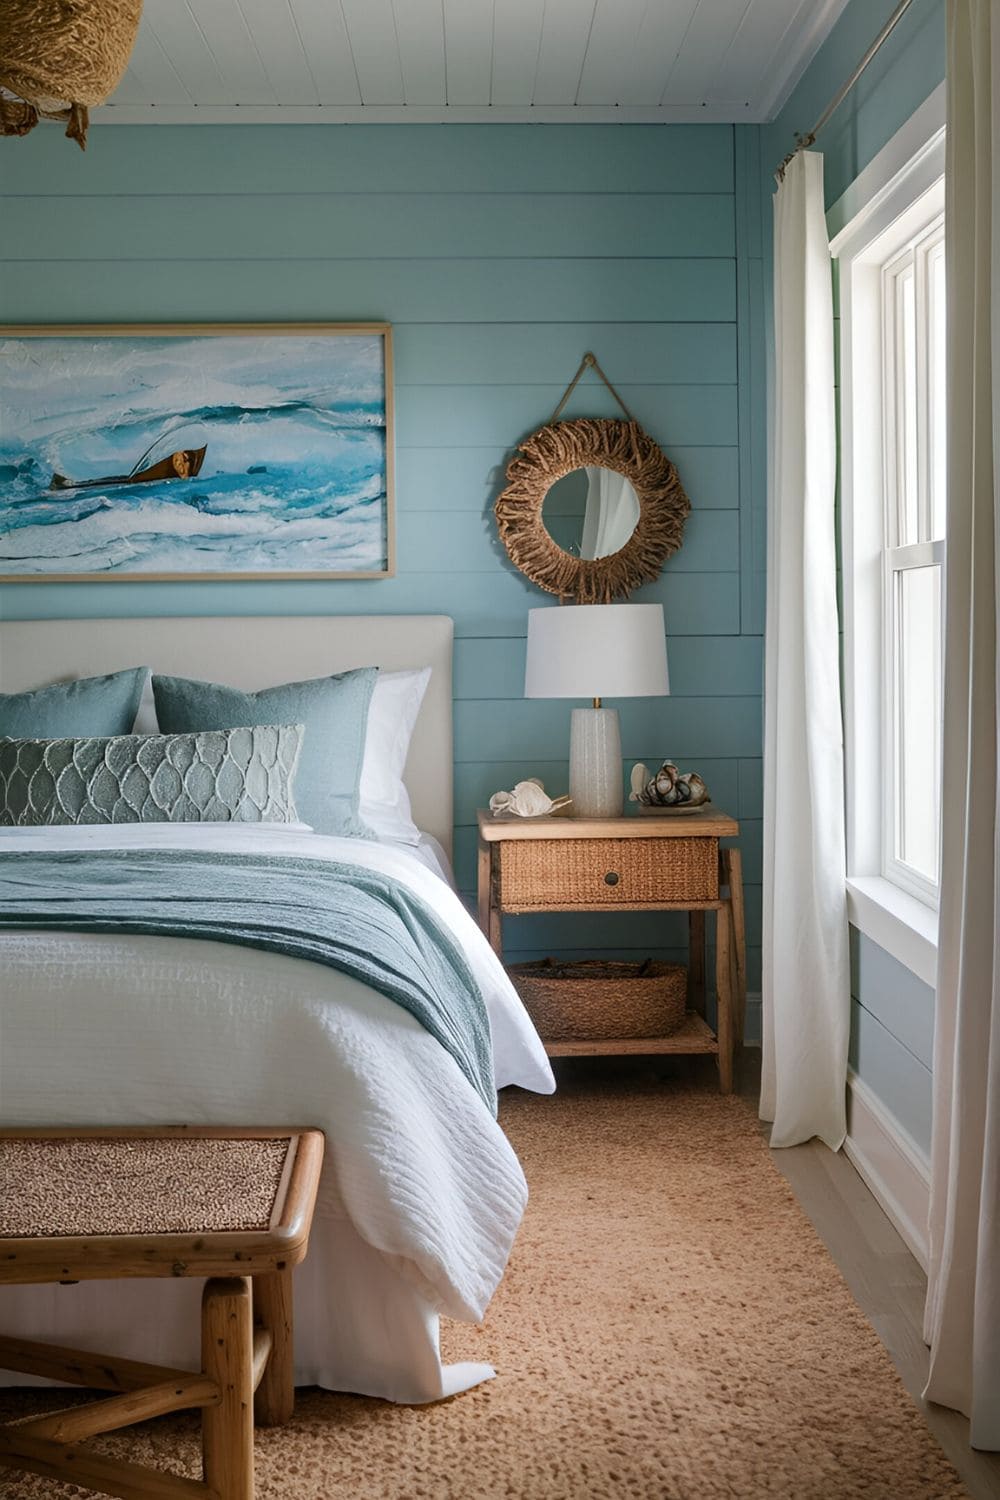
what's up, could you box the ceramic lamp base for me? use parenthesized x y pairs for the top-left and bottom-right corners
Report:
(569, 707), (623, 818)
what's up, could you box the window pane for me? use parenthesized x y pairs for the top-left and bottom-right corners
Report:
(929, 244), (947, 539)
(894, 564), (941, 882)
(898, 267), (919, 543)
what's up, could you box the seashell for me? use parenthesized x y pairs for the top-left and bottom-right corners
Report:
(510, 779), (555, 816)
(630, 760), (711, 809)
(678, 771), (709, 807)
(629, 763), (650, 801)
(653, 762), (681, 805)
(489, 778), (571, 818)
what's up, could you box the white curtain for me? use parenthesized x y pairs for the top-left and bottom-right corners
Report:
(761, 150), (851, 1151)
(580, 466), (640, 559)
(923, 0), (1000, 1450)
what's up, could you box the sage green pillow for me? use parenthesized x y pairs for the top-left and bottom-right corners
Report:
(0, 668), (148, 739)
(0, 725), (303, 826)
(152, 668), (377, 838)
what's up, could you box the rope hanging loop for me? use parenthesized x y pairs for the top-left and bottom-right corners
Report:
(550, 351), (635, 424)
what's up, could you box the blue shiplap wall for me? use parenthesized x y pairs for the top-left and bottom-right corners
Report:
(760, 0), (945, 1152)
(0, 122), (763, 983)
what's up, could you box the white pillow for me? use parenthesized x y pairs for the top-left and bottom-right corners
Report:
(359, 667), (431, 844)
(132, 674), (159, 734)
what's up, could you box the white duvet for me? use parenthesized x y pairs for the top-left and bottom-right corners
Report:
(0, 823), (554, 1402)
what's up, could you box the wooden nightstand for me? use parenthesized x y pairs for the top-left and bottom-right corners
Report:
(477, 807), (746, 1091)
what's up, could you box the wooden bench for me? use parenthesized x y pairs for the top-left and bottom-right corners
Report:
(0, 1125), (324, 1500)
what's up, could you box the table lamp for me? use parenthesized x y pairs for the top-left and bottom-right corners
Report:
(524, 603), (670, 818)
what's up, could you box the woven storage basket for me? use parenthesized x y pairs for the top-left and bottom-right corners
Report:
(498, 836), (718, 908)
(509, 958), (687, 1041)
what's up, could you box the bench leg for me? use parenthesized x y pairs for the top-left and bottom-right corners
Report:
(253, 1270), (295, 1426)
(202, 1277), (255, 1500)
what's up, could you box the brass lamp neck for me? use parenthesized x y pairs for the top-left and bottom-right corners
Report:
(593, 697), (602, 709)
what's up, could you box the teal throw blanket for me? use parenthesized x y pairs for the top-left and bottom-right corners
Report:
(0, 848), (495, 1114)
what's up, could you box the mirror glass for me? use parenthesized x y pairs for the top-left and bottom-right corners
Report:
(541, 465), (641, 560)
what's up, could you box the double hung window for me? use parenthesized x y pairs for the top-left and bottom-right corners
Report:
(833, 105), (946, 978)
(879, 217), (946, 902)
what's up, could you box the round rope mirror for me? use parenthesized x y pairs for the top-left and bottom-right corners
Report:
(495, 416), (691, 605)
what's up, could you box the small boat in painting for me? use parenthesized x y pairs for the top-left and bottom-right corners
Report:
(49, 444), (208, 493)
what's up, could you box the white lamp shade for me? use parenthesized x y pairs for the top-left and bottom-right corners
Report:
(524, 603), (669, 699)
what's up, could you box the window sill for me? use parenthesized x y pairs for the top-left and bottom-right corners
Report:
(846, 876), (938, 988)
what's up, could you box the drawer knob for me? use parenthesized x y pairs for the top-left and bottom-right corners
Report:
(604, 871), (620, 886)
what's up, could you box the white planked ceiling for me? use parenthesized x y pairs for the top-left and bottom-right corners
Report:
(105, 0), (851, 124)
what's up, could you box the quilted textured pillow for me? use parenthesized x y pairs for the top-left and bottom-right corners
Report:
(0, 725), (303, 827)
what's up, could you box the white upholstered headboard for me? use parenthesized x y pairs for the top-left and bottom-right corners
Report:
(0, 616), (454, 856)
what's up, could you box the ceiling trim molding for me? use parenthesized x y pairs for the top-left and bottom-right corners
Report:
(94, 103), (767, 127)
(752, 0), (853, 123)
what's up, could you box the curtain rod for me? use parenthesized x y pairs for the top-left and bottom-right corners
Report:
(775, 0), (915, 183)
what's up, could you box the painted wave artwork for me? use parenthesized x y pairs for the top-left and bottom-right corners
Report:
(0, 333), (389, 576)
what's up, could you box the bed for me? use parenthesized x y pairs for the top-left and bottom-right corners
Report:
(0, 615), (554, 1405)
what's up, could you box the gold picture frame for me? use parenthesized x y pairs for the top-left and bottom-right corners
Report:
(0, 322), (395, 583)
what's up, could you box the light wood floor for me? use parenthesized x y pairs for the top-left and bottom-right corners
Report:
(740, 1050), (1000, 1500)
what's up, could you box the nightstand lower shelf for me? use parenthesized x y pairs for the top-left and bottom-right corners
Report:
(477, 807), (746, 1090)
(543, 1011), (718, 1058)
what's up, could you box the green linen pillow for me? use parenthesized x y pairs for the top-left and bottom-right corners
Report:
(0, 725), (303, 826)
(0, 668), (149, 739)
(152, 668), (378, 838)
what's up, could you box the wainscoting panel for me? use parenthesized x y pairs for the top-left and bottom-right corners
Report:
(849, 1000), (933, 1157)
(846, 1070), (931, 1270)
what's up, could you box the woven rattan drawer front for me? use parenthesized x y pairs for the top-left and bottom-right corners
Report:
(497, 836), (719, 908)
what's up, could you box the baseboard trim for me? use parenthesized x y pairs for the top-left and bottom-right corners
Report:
(844, 1070), (930, 1270)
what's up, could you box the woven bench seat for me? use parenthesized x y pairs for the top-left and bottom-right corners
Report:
(0, 1125), (324, 1500)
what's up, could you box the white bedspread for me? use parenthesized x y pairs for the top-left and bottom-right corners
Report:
(0, 824), (554, 1402)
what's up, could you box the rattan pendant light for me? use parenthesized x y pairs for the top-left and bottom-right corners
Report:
(0, 0), (142, 150)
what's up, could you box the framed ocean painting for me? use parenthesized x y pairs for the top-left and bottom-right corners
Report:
(0, 323), (394, 581)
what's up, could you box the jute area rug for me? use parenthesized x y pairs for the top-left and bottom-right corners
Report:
(0, 1073), (967, 1499)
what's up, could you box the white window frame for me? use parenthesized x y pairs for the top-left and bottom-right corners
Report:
(880, 221), (946, 905)
(829, 84), (945, 987)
